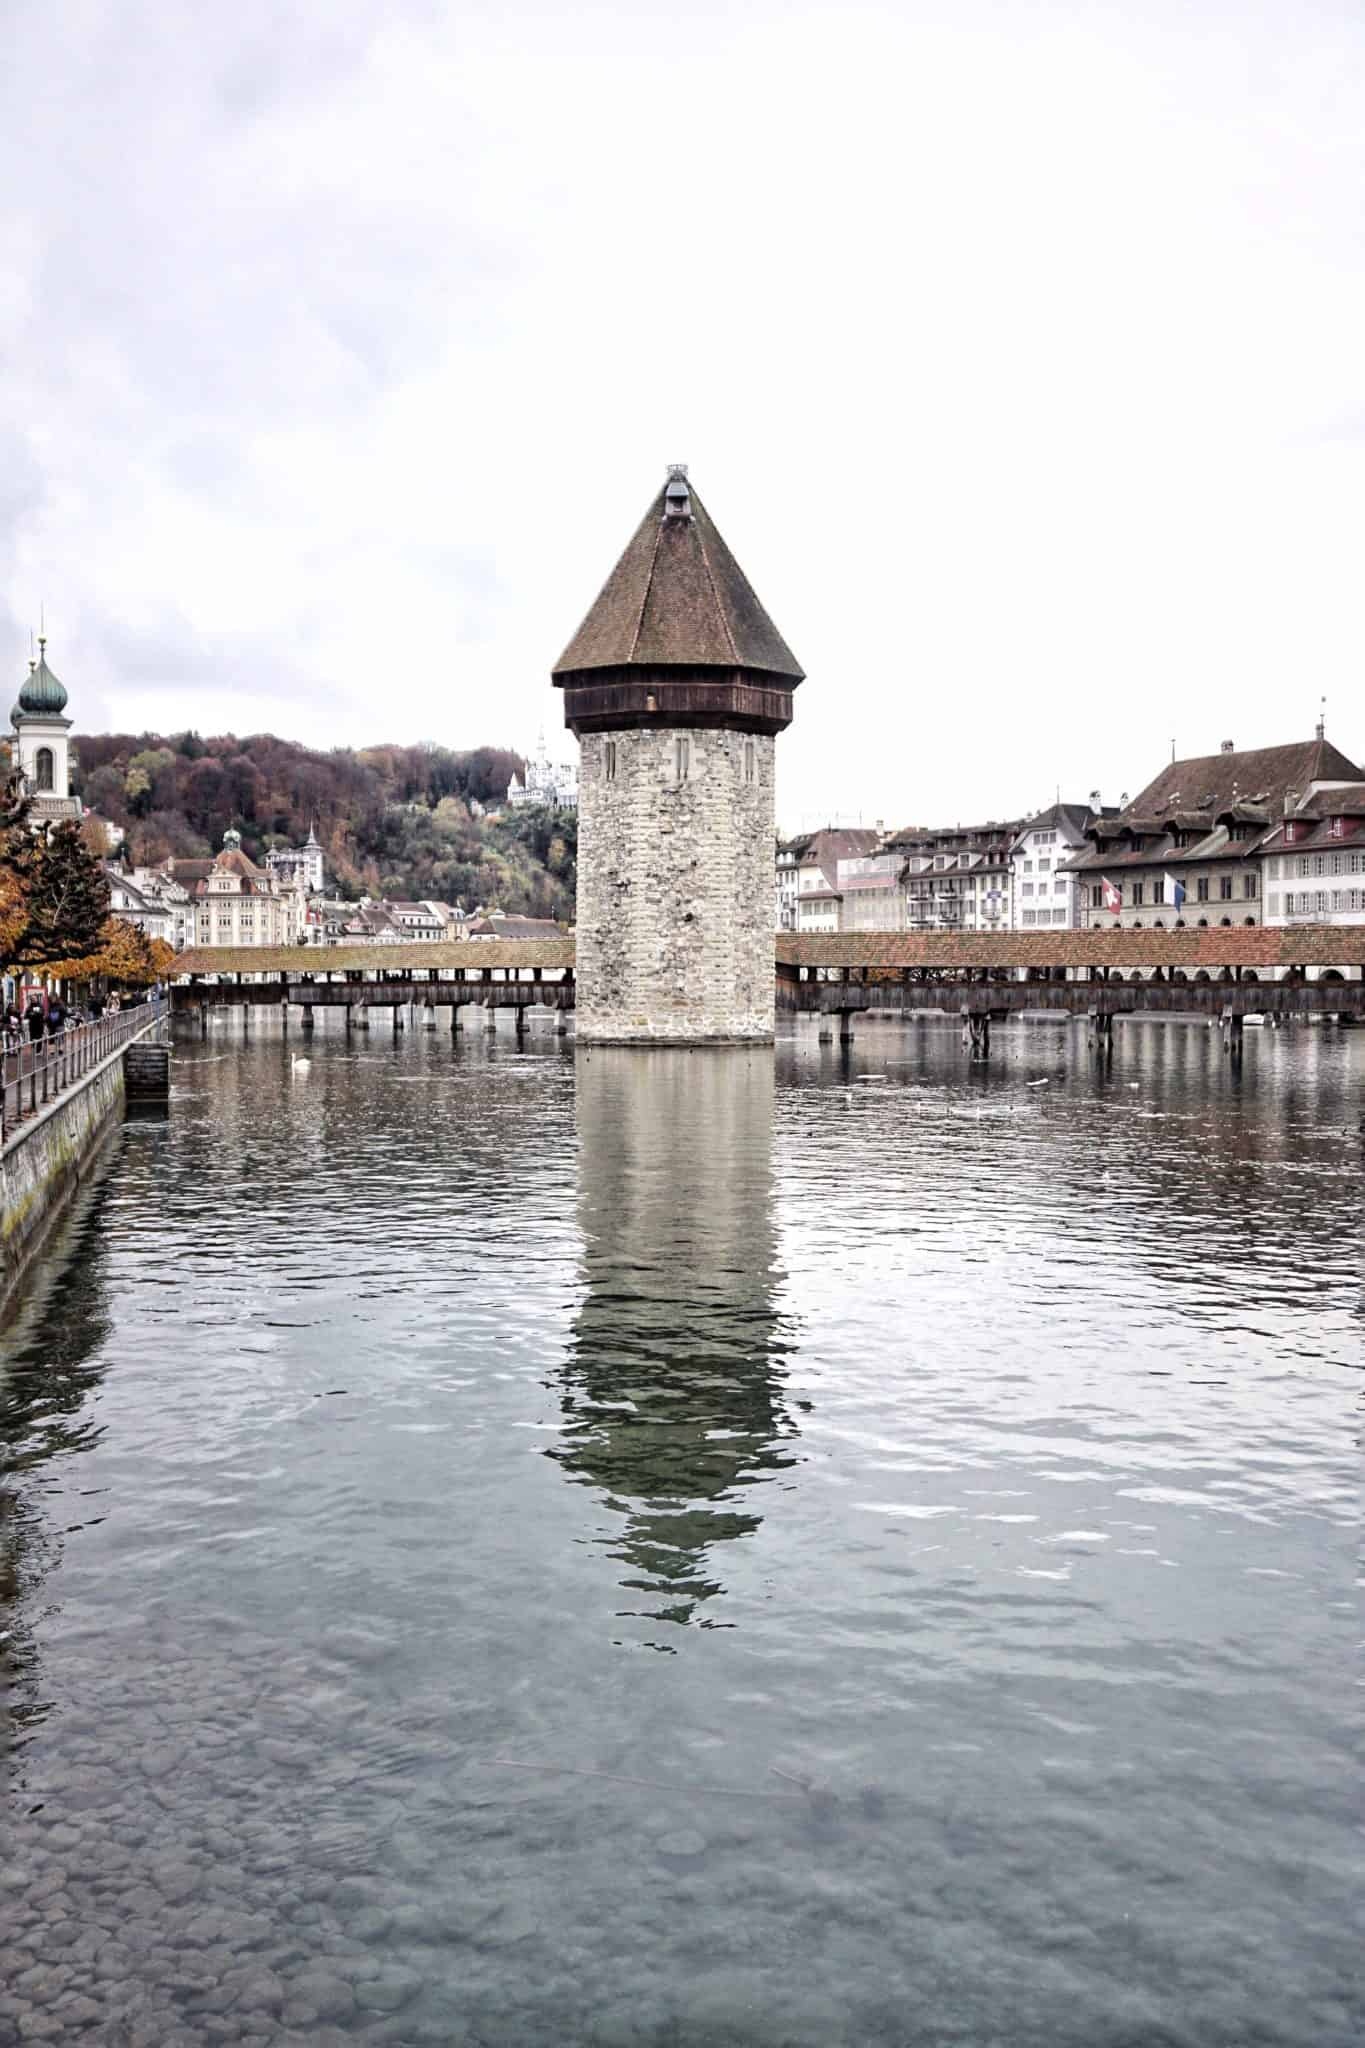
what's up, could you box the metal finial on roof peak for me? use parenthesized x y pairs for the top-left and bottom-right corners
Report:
(663, 463), (691, 521)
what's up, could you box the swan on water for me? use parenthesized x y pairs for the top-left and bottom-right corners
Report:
(291, 1053), (312, 1073)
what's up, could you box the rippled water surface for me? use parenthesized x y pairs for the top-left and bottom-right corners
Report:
(2, 1016), (1360, 2046)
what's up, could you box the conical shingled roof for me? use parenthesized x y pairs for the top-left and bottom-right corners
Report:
(554, 474), (803, 682)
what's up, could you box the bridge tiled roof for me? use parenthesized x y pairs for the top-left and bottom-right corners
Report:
(170, 924), (1365, 983)
(175, 939), (575, 975)
(775, 927), (1365, 971)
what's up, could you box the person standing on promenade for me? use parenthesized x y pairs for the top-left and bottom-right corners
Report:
(25, 993), (45, 1043)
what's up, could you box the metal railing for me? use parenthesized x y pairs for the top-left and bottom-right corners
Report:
(1, 999), (162, 1145)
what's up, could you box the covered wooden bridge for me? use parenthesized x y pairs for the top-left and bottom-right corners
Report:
(168, 926), (1365, 1048)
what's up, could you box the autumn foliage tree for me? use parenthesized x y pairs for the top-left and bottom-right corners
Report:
(45, 917), (168, 988)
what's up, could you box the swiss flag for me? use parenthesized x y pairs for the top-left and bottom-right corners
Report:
(1102, 877), (1122, 914)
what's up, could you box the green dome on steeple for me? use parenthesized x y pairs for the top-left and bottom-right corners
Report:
(16, 639), (69, 716)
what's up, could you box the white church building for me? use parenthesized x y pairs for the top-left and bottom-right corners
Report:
(506, 731), (578, 811)
(9, 638), (81, 824)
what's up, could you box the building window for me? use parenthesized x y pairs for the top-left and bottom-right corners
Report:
(743, 739), (755, 783)
(674, 736), (690, 783)
(1131, 882), (1144, 906)
(1243, 873), (1257, 897)
(1219, 876), (1233, 900)
(1197, 878), (1210, 901)
(1090, 884), (1103, 908)
(605, 740), (617, 782)
(34, 747), (54, 791)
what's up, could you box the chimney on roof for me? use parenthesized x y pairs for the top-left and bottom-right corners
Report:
(1221, 739), (1235, 753)
(663, 463), (692, 521)
(1283, 789), (1298, 817)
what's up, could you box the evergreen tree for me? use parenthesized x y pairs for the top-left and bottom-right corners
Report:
(1, 800), (111, 971)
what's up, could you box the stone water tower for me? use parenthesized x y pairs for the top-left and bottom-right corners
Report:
(553, 466), (803, 1043)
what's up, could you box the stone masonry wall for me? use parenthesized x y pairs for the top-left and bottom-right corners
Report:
(1, 1056), (126, 1310)
(576, 727), (776, 1041)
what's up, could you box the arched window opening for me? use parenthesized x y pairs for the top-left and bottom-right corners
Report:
(34, 746), (54, 791)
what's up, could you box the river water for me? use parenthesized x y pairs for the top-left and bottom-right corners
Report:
(1, 1016), (1359, 2046)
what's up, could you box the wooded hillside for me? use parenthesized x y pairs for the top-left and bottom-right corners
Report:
(64, 732), (577, 919)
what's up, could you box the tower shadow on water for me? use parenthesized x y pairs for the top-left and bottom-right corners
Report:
(549, 1048), (799, 1636)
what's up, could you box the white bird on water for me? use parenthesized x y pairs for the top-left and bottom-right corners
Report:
(291, 1052), (312, 1074)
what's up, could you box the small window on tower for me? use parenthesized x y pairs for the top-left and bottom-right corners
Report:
(675, 736), (690, 783)
(605, 740), (617, 782)
(744, 739), (755, 783)
(34, 747), (54, 791)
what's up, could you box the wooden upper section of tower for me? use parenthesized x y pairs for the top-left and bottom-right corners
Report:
(553, 466), (803, 737)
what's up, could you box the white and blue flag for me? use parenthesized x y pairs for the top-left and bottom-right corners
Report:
(1165, 872), (1186, 910)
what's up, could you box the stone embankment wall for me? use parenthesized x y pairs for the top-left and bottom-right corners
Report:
(1, 1055), (126, 1309)
(575, 727), (776, 1042)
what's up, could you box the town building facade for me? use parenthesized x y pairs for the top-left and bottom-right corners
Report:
(1066, 734), (1363, 930)
(1010, 803), (1111, 929)
(1260, 781), (1365, 927)
(888, 821), (1021, 932)
(103, 867), (175, 946)
(161, 831), (307, 947)
(835, 850), (905, 932)
(265, 824), (325, 895)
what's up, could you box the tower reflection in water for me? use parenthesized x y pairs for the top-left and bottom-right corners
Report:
(550, 1048), (799, 1636)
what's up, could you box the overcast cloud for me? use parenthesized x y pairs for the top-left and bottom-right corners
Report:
(4, 0), (1363, 830)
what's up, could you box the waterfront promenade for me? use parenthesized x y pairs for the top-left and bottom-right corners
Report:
(1, 1003), (163, 1146)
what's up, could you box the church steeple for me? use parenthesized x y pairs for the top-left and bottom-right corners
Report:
(10, 633), (78, 818)
(14, 637), (70, 719)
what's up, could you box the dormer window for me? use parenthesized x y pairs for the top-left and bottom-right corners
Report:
(1330, 815), (1345, 838)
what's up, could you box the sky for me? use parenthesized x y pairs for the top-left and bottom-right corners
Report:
(3, 0), (1363, 834)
